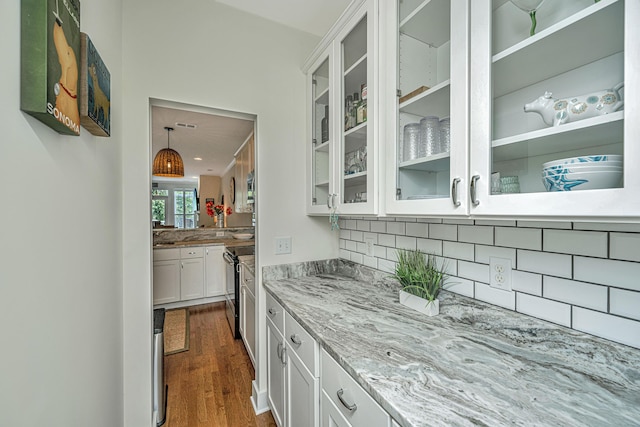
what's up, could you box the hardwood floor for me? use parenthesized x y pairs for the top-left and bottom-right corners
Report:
(163, 302), (276, 427)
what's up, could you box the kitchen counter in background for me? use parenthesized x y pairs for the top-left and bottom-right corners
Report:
(152, 226), (254, 248)
(263, 259), (640, 427)
(152, 239), (254, 248)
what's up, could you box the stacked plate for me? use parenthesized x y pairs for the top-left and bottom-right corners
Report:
(542, 155), (622, 192)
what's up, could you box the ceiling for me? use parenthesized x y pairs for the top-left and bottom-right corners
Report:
(151, 0), (352, 184)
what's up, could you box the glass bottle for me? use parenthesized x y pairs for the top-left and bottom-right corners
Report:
(344, 95), (353, 131)
(321, 105), (329, 143)
(352, 92), (360, 127)
(360, 84), (367, 123)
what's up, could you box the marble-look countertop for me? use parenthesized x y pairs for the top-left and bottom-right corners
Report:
(263, 260), (640, 427)
(152, 239), (254, 248)
(239, 255), (255, 275)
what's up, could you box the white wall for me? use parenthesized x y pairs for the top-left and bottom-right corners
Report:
(121, 1), (339, 424)
(0, 1), (124, 426)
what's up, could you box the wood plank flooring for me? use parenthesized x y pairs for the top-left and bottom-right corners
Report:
(163, 302), (276, 427)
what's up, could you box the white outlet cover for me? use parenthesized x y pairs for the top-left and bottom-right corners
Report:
(490, 257), (512, 291)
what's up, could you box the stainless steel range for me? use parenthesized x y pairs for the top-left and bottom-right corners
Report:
(223, 245), (255, 338)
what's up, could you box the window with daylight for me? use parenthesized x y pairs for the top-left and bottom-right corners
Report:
(174, 189), (197, 229)
(152, 189), (168, 225)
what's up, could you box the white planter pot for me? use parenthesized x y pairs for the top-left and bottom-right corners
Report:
(399, 290), (439, 316)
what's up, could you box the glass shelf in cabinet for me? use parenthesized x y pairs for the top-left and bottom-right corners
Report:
(399, 152), (450, 172)
(343, 171), (367, 185)
(399, 80), (450, 118)
(492, 0), (623, 98)
(399, 0), (450, 46)
(314, 140), (330, 152)
(344, 122), (367, 138)
(315, 87), (329, 104)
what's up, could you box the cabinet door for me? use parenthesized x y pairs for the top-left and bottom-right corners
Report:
(286, 349), (319, 427)
(240, 286), (246, 337)
(469, 0), (639, 217)
(336, 0), (378, 215)
(180, 258), (204, 300)
(244, 287), (256, 367)
(383, 0), (470, 216)
(153, 260), (180, 305)
(267, 320), (286, 427)
(205, 246), (225, 297)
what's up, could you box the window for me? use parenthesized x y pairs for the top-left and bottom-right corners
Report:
(174, 189), (197, 229)
(152, 189), (168, 225)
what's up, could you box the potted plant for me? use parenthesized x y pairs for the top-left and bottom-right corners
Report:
(393, 249), (447, 316)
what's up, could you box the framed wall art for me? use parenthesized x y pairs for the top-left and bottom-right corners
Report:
(80, 32), (110, 137)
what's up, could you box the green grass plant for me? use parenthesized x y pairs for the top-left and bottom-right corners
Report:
(393, 249), (446, 302)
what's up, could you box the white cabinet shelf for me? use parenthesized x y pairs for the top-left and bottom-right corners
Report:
(399, 80), (450, 118)
(399, 152), (450, 172)
(400, 0), (451, 46)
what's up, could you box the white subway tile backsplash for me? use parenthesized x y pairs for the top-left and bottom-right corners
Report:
(458, 261), (490, 283)
(417, 239), (443, 256)
(543, 230), (608, 258)
(443, 218), (474, 225)
(610, 233), (640, 262)
(378, 217), (397, 222)
(345, 240), (357, 252)
(386, 247), (399, 261)
(339, 239), (345, 249)
(574, 257), (640, 292)
(440, 257), (458, 276)
(339, 249), (350, 260)
(339, 229), (350, 240)
(356, 242), (367, 254)
(517, 250), (572, 278)
(443, 241), (474, 261)
(574, 222), (640, 232)
(363, 255), (378, 269)
(517, 220), (572, 229)
(357, 220), (370, 231)
(373, 245), (386, 258)
(445, 277), (474, 298)
(511, 270), (542, 296)
(495, 227), (541, 250)
(396, 236), (417, 250)
(406, 222), (428, 238)
(475, 219), (516, 227)
(543, 277), (608, 312)
(378, 234), (396, 247)
(351, 252), (364, 264)
(387, 221), (406, 235)
(516, 293), (572, 327)
(610, 289), (640, 321)
(370, 221), (386, 233)
(350, 230), (364, 242)
(475, 283), (516, 310)
(573, 308), (640, 349)
(363, 232), (378, 243)
(475, 245), (516, 265)
(417, 218), (443, 223)
(429, 224), (457, 241)
(345, 219), (357, 230)
(378, 259), (396, 274)
(458, 225), (494, 245)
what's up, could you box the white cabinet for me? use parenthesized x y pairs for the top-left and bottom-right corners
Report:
(153, 246), (208, 305)
(468, 0), (640, 217)
(152, 259), (180, 305)
(178, 247), (204, 300)
(382, 0), (470, 216)
(266, 293), (320, 427)
(305, 0), (379, 216)
(234, 133), (255, 213)
(240, 261), (256, 366)
(204, 245), (226, 297)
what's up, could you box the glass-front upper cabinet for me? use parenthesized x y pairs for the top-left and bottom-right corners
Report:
(384, 0), (470, 216)
(470, 0), (640, 217)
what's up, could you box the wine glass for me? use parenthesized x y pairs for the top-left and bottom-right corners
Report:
(510, 0), (546, 36)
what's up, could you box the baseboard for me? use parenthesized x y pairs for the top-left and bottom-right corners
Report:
(250, 380), (270, 415)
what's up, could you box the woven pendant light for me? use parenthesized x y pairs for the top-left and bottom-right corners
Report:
(153, 127), (184, 177)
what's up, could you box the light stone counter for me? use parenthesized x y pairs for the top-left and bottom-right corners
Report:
(263, 259), (640, 427)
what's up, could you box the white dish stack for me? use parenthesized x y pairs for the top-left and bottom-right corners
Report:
(542, 155), (623, 192)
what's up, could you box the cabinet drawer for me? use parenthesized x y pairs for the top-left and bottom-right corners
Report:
(153, 248), (180, 261)
(321, 349), (389, 427)
(285, 312), (319, 377)
(180, 246), (204, 259)
(265, 291), (284, 335)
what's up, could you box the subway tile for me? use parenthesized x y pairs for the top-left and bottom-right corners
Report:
(338, 219), (347, 229)
(495, 227), (541, 250)
(402, 217), (418, 222)
(387, 221), (406, 235)
(357, 220), (370, 231)
(543, 229), (608, 258)
(386, 247), (399, 261)
(370, 221), (386, 233)
(444, 278), (474, 298)
(417, 239), (443, 256)
(439, 257), (458, 276)
(417, 218), (443, 224)
(406, 222), (429, 238)
(511, 270), (542, 296)
(517, 220), (572, 229)
(356, 242), (367, 254)
(458, 261), (490, 283)
(475, 219), (516, 227)
(475, 282), (516, 310)
(350, 252), (364, 264)
(443, 241), (474, 261)
(429, 224), (458, 241)
(345, 219), (357, 230)
(363, 255), (378, 269)
(475, 245), (516, 265)
(378, 259), (396, 274)
(458, 225), (494, 245)
(444, 218), (475, 225)
(339, 229), (350, 240)
(610, 233), (640, 262)
(339, 249), (351, 260)
(378, 217), (397, 222)
(610, 289), (640, 321)
(339, 239), (345, 249)
(378, 234), (396, 247)
(574, 257), (640, 292)
(517, 250), (572, 278)
(543, 277), (608, 312)
(574, 222), (640, 232)
(396, 236), (417, 250)
(345, 240), (357, 252)
(350, 230), (364, 242)
(363, 232), (378, 243)
(573, 308), (640, 349)
(516, 293), (572, 327)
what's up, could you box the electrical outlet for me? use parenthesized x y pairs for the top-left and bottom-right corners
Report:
(490, 257), (512, 291)
(216, 231), (224, 237)
(364, 237), (375, 257)
(275, 236), (292, 255)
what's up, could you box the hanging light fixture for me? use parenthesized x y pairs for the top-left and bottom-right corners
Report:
(153, 126), (184, 177)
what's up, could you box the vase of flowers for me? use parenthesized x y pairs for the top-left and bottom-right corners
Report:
(206, 202), (232, 228)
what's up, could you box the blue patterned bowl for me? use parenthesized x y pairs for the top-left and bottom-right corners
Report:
(543, 155), (622, 169)
(542, 169), (623, 191)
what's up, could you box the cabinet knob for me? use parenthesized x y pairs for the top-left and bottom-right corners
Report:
(336, 388), (357, 412)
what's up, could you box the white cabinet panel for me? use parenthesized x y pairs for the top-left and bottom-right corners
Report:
(267, 319), (286, 427)
(180, 258), (204, 300)
(204, 245), (225, 297)
(152, 260), (180, 305)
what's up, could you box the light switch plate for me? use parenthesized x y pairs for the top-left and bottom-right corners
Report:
(490, 257), (512, 291)
(275, 236), (292, 255)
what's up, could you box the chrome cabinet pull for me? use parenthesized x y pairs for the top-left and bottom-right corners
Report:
(268, 307), (277, 316)
(470, 175), (480, 206)
(277, 342), (282, 360)
(332, 193), (337, 207)
(188, 251), (196, 255)
(280, 346), (287, 366)
(336, 389), (357, 412)
(451, 177), (461, 207)
(327, 194), (331, 209)
(289, 334), (302, 346)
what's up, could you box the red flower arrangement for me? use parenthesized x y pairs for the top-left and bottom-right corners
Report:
(206, 201), (233, 217)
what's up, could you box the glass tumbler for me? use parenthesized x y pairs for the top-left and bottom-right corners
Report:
(402, 123), (421, 162)
(419, 116), (440, 157)
(439, 118), (451, 153)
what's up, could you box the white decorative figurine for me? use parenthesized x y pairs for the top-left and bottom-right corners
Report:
(524, 82), (624, 126)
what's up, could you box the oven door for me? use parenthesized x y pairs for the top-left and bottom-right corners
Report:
(223, 251), (236, 298)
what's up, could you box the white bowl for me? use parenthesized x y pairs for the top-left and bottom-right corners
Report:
(542, 170), (622, 192)
(232, 233), (254, 240)
(543, 165), (623, 175)
(543, 155), (622, 169)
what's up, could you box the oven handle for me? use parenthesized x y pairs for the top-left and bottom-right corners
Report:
(223, 252), (235, 265)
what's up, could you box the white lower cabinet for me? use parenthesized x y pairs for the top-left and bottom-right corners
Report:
(267, 317), (286, 427)
(153, 246), (211, 305)
(240, 261), (256, 366)
(204, 245), (226, 297)
(152, 259), (180, 305)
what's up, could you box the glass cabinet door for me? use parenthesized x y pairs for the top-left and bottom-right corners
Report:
(310, 54), (332, 211)
(470, 0), (638, 217)
(384, 0), (469, 216)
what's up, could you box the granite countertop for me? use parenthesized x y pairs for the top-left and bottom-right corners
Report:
(263, 260), (640, 427)
(152, 239), (254, 248)
(239, 255), (255, 275)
